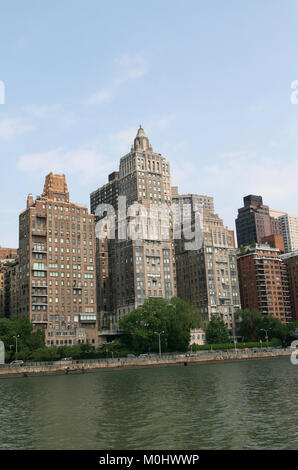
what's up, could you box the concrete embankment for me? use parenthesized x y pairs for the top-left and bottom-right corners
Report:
(0, 348), (292, 379)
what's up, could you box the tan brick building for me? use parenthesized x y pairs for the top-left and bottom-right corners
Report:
(18, 173), (98, 346)
(91, 127), (176, 331)
(174, 191), (240, 333)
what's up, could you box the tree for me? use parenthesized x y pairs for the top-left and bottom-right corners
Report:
(166, 297), (201, 351)
(0, 317), (46, 361)
(205, 317), (230, 344)
(119, 297), (202, 353)
(236, 309), (290, 345)
(236, 309), (263, 342)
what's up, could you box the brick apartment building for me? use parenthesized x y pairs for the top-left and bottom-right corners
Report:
(237, 243), (292, 324)
(18, 173), (98, 346)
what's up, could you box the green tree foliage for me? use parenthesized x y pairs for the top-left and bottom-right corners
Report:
(0, 316), (45, 361)
(205, 317), (230, 344)
(236, 309), (263, 342)
(236, 309), (298, 346)
(119, 297), (201, 354)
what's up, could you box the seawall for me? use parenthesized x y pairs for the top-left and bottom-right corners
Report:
(0, 348), (292, 379)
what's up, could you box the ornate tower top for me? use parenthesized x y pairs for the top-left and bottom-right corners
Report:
(42, 172), (69, 202)
(131, 125), (153, 152)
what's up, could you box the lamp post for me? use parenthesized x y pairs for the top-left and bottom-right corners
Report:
(154, 331), (164, 358)
(260, 328), (271, 347)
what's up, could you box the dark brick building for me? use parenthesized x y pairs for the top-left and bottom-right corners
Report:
(235, 195), (281, 248)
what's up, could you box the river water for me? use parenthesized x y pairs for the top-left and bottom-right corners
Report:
(0, 357), (297, 450)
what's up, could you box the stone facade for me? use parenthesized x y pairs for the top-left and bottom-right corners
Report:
(174, 192), (240, 333)
(91, 127), (176, 331)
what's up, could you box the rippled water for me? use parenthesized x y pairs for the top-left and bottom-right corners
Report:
(0, 357), (297, 450)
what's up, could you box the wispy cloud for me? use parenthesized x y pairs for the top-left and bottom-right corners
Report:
(22, 104), (78, 127)
(17, 146), (116, 184)
(0, 118), (35, 141)
(0, 103), (78, 142)
(219, 150), (256, 160)
(86, 53), (148, 105)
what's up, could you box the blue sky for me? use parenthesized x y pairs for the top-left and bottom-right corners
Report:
(1, 0), (298, 247)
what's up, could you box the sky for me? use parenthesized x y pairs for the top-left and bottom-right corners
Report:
(1, 0), (298, 247)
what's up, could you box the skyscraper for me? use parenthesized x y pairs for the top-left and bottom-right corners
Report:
(91, 127), (176, 331)
(235, 195), (281, 247)
(18, 173), (98, 346)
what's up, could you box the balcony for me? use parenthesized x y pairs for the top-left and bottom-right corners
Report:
(32, 229), (47, 237)
(80, 314), (97, 323)
(32, 246), (47, 253)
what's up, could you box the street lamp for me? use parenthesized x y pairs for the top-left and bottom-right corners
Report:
(154, 331), (164, 358)
(260, 328), (271, 347)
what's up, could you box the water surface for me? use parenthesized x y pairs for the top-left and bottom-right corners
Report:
(0, 357), (297, 450)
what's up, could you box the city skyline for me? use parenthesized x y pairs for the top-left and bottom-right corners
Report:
(2, 1), (298, 247)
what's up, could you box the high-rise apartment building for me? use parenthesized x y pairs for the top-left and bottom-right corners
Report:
(235, 195), (281, 247)
(278, 214), (298, 253)
(91, 127), (176, 330)
(237, 243), (292, 324)
(90, 172), (119, 329)
(18, 173), (98, 346)
(280, 251), (298, 320)
(174, 191), (240, 333)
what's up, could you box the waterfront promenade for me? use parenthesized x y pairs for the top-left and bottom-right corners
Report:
(0, 348), (291, 379)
